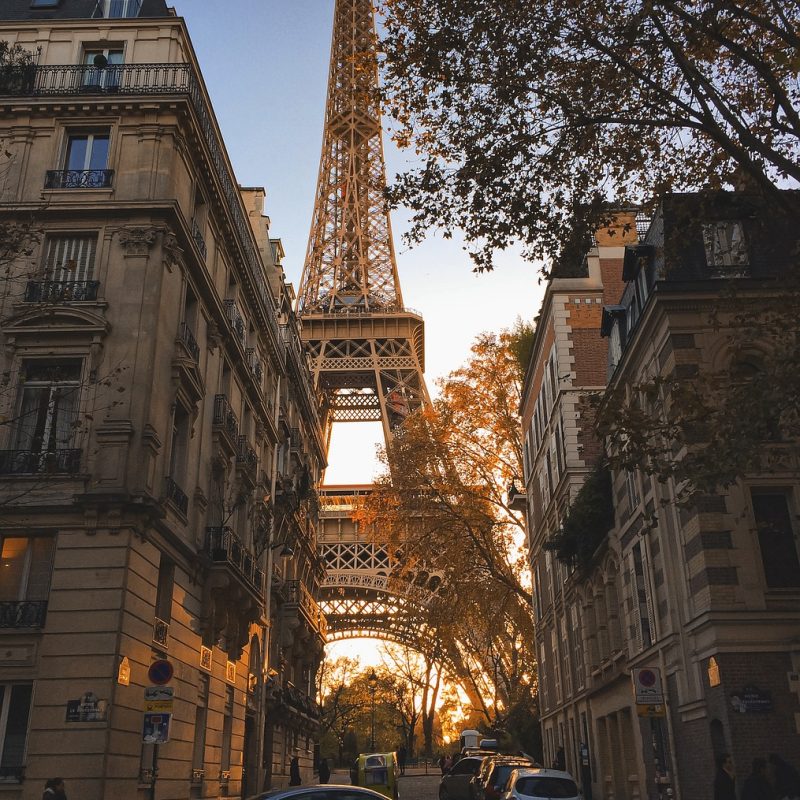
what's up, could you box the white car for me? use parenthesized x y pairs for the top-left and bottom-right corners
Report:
(500, 767), (581, 800)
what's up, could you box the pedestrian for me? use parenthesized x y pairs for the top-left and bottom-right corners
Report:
(318, 757), (331, 784)
(42, 778), (67, 800)
(438, 753), (446, 775)
(444, 754), (453, 772)
(397, 744), (407, 777)
(714, 753), (736, 800)
(289, 755), (301, 786)
(553, 746), (566, 771)
(768, 754), (800, 800)
(742, 758), (772, 800)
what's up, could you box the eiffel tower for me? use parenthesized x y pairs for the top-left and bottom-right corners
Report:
(297, 0), (429, 447)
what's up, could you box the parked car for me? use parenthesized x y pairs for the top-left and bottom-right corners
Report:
(471, 756), (539, 800)
(440, 755), (487, 800)
(501, 767), (581, 800)
(246, 786), (391, 800)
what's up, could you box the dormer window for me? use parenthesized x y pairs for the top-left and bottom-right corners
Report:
(703, 221), (749, 271)
(99, 0), (142, 18)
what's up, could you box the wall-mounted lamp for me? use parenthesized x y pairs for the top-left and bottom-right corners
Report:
(271, 542), (294, 558)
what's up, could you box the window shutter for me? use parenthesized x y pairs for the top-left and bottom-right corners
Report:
(46, 234), (97, 282)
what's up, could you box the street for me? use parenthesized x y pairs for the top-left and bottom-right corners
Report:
(327, 766), (442, 800)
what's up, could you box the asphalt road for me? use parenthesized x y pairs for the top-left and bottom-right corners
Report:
(326, 767), (442, 800)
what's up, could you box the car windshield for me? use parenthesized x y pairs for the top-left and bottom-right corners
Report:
(493, 764), (529, 786)
(515, 777), (579, 798)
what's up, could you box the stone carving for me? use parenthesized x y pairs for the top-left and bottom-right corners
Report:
(162, 230), (184, 272)
(117, 226), (159, 257)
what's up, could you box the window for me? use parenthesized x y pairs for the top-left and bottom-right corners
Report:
(0, 536), (55, 628)
(703, 221), (749, 270)
(154, 554), (174, 625)
(752, 493), (800, 588)
(560, 617), (572, 697)
(168, 404), (190, 484)
(100, 0), (142, 17)
(82, 48), (123, 90)
(47, 131), (111, 189)
(631, 542), (655, 649)
(191, 675), (209, 777)
(625, 469), (640, 510)
(220, 686), (234, 775)
(0, 684), (33, 781)
(570, 604), (585, 690)
(65, 132), (109, 172)
(28, 234), (99, 303)
(45, 233), (98, 283)
(13, 361), (81, 455)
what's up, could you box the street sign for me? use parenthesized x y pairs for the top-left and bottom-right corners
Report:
(632, 667), (664, 705)
(144, 686), (174, 714)
(142, 712), (171, 743)
(147, 659), (174, 686)
(637, 704), (666, 718)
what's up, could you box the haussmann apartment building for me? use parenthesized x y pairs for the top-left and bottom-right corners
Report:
(0, 1), (327, 798)
(521, 192), (800, 800)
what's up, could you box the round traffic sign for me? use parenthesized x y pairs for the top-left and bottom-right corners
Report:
(148, 659), (174, 686)
(638, 669), (657, 687)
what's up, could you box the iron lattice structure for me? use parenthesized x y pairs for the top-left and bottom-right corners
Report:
(298, 0), (429, 451)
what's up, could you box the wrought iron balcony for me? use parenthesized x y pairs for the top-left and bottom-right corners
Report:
(164, 475), (188, 514)
(212, 394), (239, 442)
(177, 321), (200, 363)
(0, 765), (24, 783)
(25, 280), (100, 302)
(0, 448), (81, 475)
(152, 617), (169, 648)
(0, 61), (282, 355)
(290, 426), (302, 451)
(45, 169), (114, 189)
(206, 526), (264, 595)
(285, 580), (326, 636)
(191, 218), (207, 260)
(0, 600), (48, 629)
(236, 436), (258, 470)
(245, 348), (263, 384)
(223, 299), (245, 344)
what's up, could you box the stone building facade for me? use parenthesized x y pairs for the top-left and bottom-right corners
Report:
(0, 2), (325, 798)
(521, 193), (800, 800)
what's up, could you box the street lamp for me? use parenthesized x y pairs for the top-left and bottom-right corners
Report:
(368, 669), (377, 752)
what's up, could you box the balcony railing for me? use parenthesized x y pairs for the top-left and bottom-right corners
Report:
(212, 394), (239, 440)
(0, 600), (48, 629)
(286, 580), (326, 636)
(223, 299), (245, 344)
(191, 218), (207, 260)
(236, 436), (258, 470)
(206, 526), (264, 595)
(0, 62), (282, 356)
(290, 426), (302, 451)
(0, 448), (81, 475)
(25, 280), (100, 302)
(0, 765), (24, 784)
(164, 475), (188, 515)
(245, 348), (263, 384)
(153, 617), (169, 648)
(177, 321), (200, 363)
(45, 169), (114, 189)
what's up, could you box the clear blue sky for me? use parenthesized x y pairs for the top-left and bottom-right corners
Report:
(176, 1), (544, 483)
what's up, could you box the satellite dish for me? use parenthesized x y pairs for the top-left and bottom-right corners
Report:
(92, 53), (108, 68)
